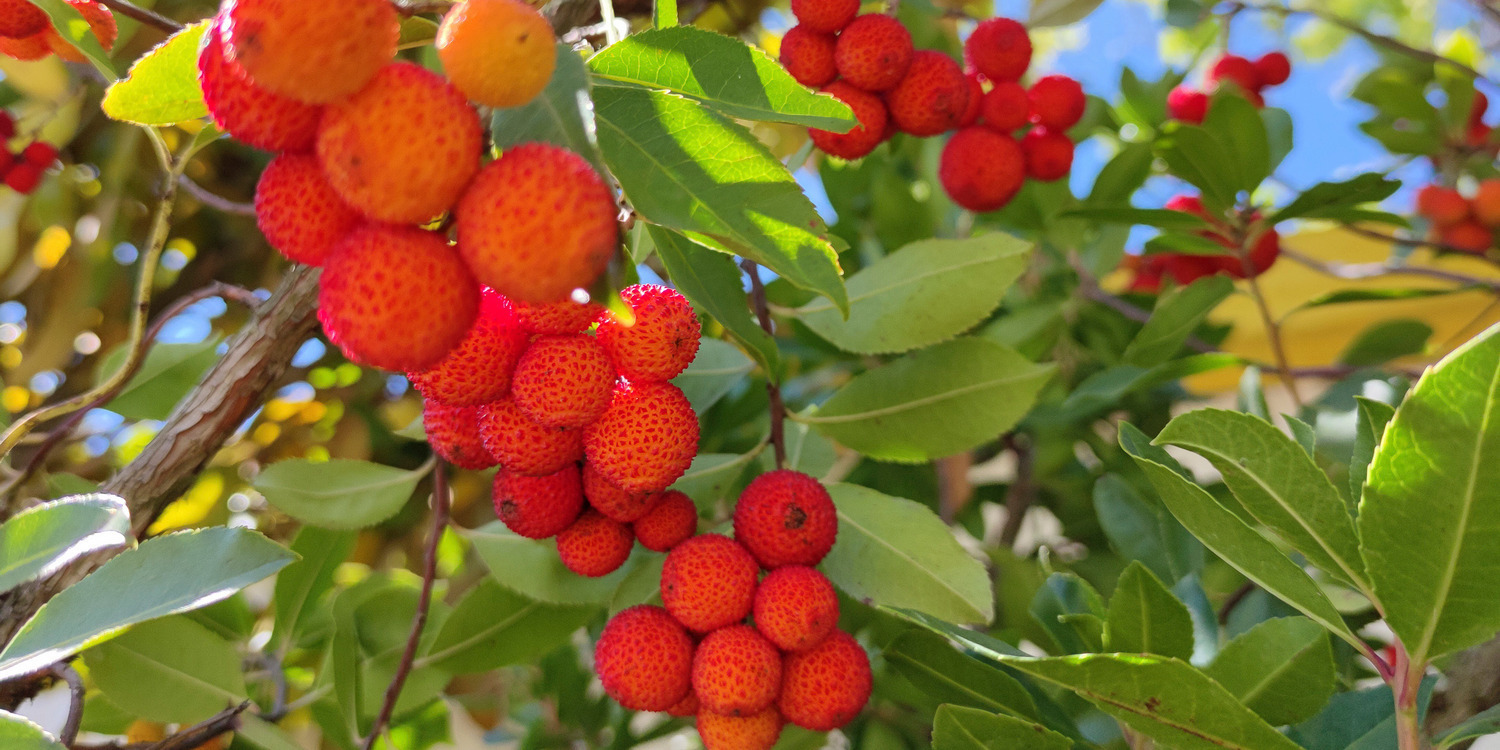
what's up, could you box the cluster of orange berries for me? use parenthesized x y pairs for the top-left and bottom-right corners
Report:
(1127, 193), (1282, 293)
(1168, 51), (1291, 123)
(0, 111), (57, 194)
(0, 0), (115, 63)
(1415, 180), (1500, 254)
(595, 470), (871, 749)
(778, 8), (1085, 211)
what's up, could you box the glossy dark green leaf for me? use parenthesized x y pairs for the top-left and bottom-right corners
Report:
(673, 338), (753, 412)
(1143, 231), (1234, 256)
(1104, 561), (1194, 660)
(1027, 0), (1105, 27)
(1029, 572), (1105, 654)
(96, 340), (221, 421)
(1202, 93), (1270, 192)
(1434, 703), (1500, 748)
(254, 459), (426, 530)
(272, 526), (356, 651)
(1061, 206), (1210, 230)
(1122, 275), (1233, 367)
(1156, 121), (1240, 209)
(1204, 617), (1335, 726)
(1094, 474), (1202, 583)
(423, 579), (597, 673)
(931, 705), (1071, 750)
(1086, 142), (1155, 205)
(0, 711), (64, 750)
(883, 630), (1039, 720)
(1270, 174), (1403, 225)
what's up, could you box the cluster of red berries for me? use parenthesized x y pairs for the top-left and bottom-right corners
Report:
(0, 111), (57, 194)
(594, 470), (871, 750)
(1167, 51), (1290, 123)
(1127, 193), (1282, 293)
(1458, 90), (1496, 151)
(0, 0), (115, 63)
(1415, 180), (1500, 254)
(778, 7), (1085, 212)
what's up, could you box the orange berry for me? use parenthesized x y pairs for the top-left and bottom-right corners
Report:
(455, 143), (618, 303)
(789, 0), (856, 34)
(779, 25), (836, 89)
(511, 334), (616, 428)
(223, 0), (397, 104)
(980, 80), (1029, 132)
(885, 50), (971, 136)
(317, 226), (479, 372)
(1472, 179), (1500, 227)
(697, 707), (784, 750)
(1440, 220), (1493, 254)
(1027, 74), (1085, 131)
(437, 0), (555, 108)
(693, 625), (782, 716)
(407, 291), (529, 407)
(753, 566), (838, 653)
(557, 509), (634, 577)
(778, 630), (870, 731)
(595, 606), (695, 711)
(667, 690), (700, 717)
(964, 17), (1030, 83)
(423, 400), (496, 470)
(0, 0), (46, 38)
(1020, 126), (1074, 181)
(583, 462), (660, 523)
(833, 14), (912, 93)
(632, 490), (697, 552)
(477, 397), (584, 476)
(660, 534), (759, 632)
(584, 381), (699, 493)
(596, 284), (701, 383)
(198, 18), (321, 152)
(493, 465), (584, 539)
(732, 470), (838, 570)
(0, 30), (50, 60)
(317, 62), (482, 224)
(254, 153), (360, 266)
(939, 126), (1024, 212)
(809, 81), (888, 160)
(1416, 184), (1470, 227)
(513, 299), (605, 335)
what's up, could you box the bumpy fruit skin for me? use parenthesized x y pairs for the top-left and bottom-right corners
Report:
(1020, 126), (1074, 181)
(557, 509), (634, 577)
(885, 50), (970, 137)
(964, 17), (1030, 83)
(0, 0), (47, 38)
(456, 143), (618, 303)
(833, 14), (912, 92)
(1166, 85), (1208, 124)
(789, 0), (856, 34)
(808, 82), (888, 160)
(1440, 220), (1493, 253)
(494, 466), (584, 539)
(733, 470), (838, 569)
(477, 397), (584, 475)
(1473, 179), (1500, 227)
(408, 291), (529, 407)
(584, 462), (660, 523)
(632, 490), (697, 552)
(939, 127), (1024, 212)
(693, 625), (783, 716)
(254, 153), (359, 266)
(198, 19), (321, 152)
(667, 691), (700, 717)
(223, 0), (397, 104)
(778, 630), (870, 731)
(1254, 51), (1290, 86)
(584, 381), (699, 493)
(779, 25), (837, 88)
(423, 401), (496, 470)
(594, 606), (695, 712)
(697, 707), (784, 750)
(1208, 54), (1260, 93)
(1416, 184), (1470, 227)
(513, 299), (604, 334)
(980, 81), (1029, 132)
(596, 285), (702, 382)
(957, 73), (983, 127)
(660, 534), (759, 632)
(317, 62), (482, 224)
(437, 0), (555, 108)
(1028, 74), (1085, 131)
(753, 566), (839, 653)
(317, 226), (479, 372)
(511, 334), (615, 428)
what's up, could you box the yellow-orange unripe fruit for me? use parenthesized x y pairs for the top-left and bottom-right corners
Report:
(223, 0), (397, 103)
(437, 0), (556, 108)
(697, 707), (784, 750)
(1472, 179), (1500, 228)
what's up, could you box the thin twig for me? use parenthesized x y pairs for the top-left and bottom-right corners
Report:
(1282, 247), (1500, 291)
(94, 0), (181, 33)
(1339, 223), (1496, 259)
(998, 435), (1035, 548)
(394, 0), (455, 16)
(359, 461), (449, 750)
(1217, 581), (1256, 625)
(1244, 264), (1304, 409)
(1472, 0), (1500, 26)
(75, 702), (251, 750)
(1068, 255), (1219, 353)
(741, 261), (786, 469)
(179, 176), (254, 217)
(251, 652), (290, 723)
(50, 663), (83, 747)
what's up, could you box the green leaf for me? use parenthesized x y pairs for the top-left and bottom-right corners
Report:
(1029, 572), (1105, 654)
(798, 338), (1053, 462)
(1338, 319), (1431, 367)
(422, 579), (598, 674)
(1203, 617), (1335, 726)
(0, 711), (64, 750)
(1086, 143), (1155, 206)
(671, 450), (759, 513)
(1263, 107), (1294, 173)
(236, 715), (306, 750)
(1286, 413), (1317, 455)
(1143, 231), (1234, 256)
(1434, 702), (1500, 748)
(650, 226), (780, 376)
(83, 616), (247, 724)
(0, 527), (295, 681)
(1349, 397), (1396, 508)
(765, 419), (838, 478)
(823, 483), (993, 624)
(1156, 409), (1368, 590)
(492, 44), (602, 173)
(272, 526), (356, 651)
(1027, 0), (1105, 27)
(1270, 174), (1402, 225)
(587, 27), (855, 129)
(469, 521), (635, 605)
(1094, 474), (1202, 583)
(1358, 323), (1500, 663)
(1104, 561), (1194, 660)
(931, 705), (1070, 750)
(796, 234), (1032, 355)
(101, 21), (209, 125)
(31, 0), (114, 78)
(254, 459), (426, 530)
(396, 15), (438, 49)
(592, 85), (847, 313)
(1286, 682), (1396, 750)
(672, 338), (753, 413)
(1286, 286), (1470, 316)
(1061, 206), (1211, 230)
(1057, 353), (1241, 420)
(654, 0), (677, 27)
(1122, 275), (1233, 367)
(97, 340), (221, 421)
(883, 630), (1039, 720)
(0, 494), (129, 595)
(1156, 122), (1241, 209)
(1202, 94), (1270, 193)
(1119, 423), (1364, 652)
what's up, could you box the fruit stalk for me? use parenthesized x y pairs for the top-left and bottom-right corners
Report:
(95, 0), (179, 32)
(742, 260), (786, 469)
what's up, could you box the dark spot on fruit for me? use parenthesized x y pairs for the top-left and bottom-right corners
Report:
(785, 505), (807, 530)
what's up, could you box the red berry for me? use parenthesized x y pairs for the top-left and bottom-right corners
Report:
(777, 630), (870, 731)
(512, 298), (604, 335)
(1020, 126), (1074, 181)
(964, 17), (1030, 83)
(692, 625), (783, 716)
(0, 30), (48, 61)
(510, 334), (616, 428)
(1164, 193), (1208, 219)
(1253, 51), (1290, 87)
(779, 25), (837, 88)
(583, 461), (661, 524)
(594, 605), (695, 712)
(0, 0), (47, 38)
(789, 0), (857, 33)
(632, 490), (697, 552)
(956, 73), (983, 128)
(407, 291), (529, 407)
(253, 152), (361, 266)
(557, 509), (634, 577)
(808, 81), (888, 160)
(584, 380), (699, 493)
(197, 17), (322, 152)
(4, 162), (41, 193)
(20, 141), (55, 166)
(833, 14), (913, 92)
(494, 465), (584, 539)
(753, 566), (839, 653)
(0, 111), (18, 141)
(732, 470), (838, 569)
(1416, 184), (1470, 227)
(885, 50), (971, 136)
(660, 534), (759, 632)
(1440, 220), (1493, 254)
(980, 80), (1029, 132)
(423, 400), (496, 470)
(1209, 54), (1260, 93)
(477, 397), (584, 476)
(595, 284), (701, 382)
(939, 126), (1025, 212)
(1027, 74), (1085, 131)
(1167, 86), (1209, 124)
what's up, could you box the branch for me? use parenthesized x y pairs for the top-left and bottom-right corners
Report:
(360, 461), (449, 750)
(179, 176), (255, 217)
(94, 0), (181, 33)
(740, 261), (786, 469)
(1282, 247), (1500, 291)
(1244, 257), (1305, 409)
(1069, 255), (1219, 353)
(394, 0), (455, 15)
(997, 434), (1035, 548)
(73, 702), (253, 750)
(50, 663), (83, 747)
